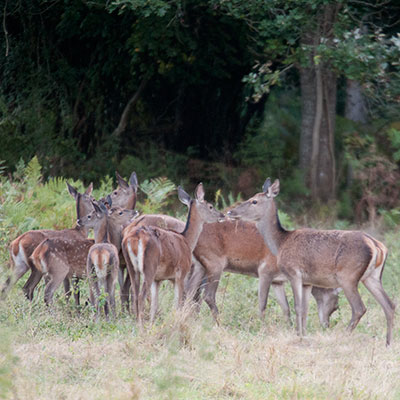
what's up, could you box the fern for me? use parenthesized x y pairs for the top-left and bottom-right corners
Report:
(139, 177), (176, 214)
(24, 156), (42, 188)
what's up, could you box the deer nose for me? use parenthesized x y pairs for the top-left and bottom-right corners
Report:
(77, 219), (82, 226)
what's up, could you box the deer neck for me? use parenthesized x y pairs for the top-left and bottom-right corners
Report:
(93, 219), (108, 244)
(182, 201), (204, 252)
(106, 219), (124, 251)
(256, 200), (287, 256)
(73, 223), (89, 238)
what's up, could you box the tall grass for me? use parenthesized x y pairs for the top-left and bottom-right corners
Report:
(1, 159), (400, 399)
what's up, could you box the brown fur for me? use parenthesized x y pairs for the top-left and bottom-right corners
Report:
(228, 178), (395, 345)
(2, 183), (94, 301)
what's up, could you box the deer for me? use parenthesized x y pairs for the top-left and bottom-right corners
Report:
(122, 183), (224, 326)
(186, 221), (341, 327)
(122, 212), (340, 326)
(77, 199), (138, 317)
(102, 171), (139, 310)
(227, 178), (395, 346)
(2, 183), (94, 302)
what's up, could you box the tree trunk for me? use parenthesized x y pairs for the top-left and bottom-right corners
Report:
(345, 79), (367, 123)
(299, 4), (338, 202)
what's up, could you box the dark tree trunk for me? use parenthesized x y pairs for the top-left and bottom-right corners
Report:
(299, 4), (339, 202)
(345, 79), (367, 123)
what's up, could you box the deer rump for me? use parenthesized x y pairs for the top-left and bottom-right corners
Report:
(125, 226), (191, 282)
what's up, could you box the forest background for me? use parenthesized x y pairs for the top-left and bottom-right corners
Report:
(1, 0), (400, 222)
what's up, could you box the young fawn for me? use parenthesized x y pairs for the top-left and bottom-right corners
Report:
(78, 200), (138, 318)
(122, 183), (224, 326)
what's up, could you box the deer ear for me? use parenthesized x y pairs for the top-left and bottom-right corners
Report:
(67, 182), (78, 199)
(98, 201), (108, 213)
(116, 171), (129, 189)
(194, 183), (205, 203)
(268, 179), (280, 198)
(106, 194), (112, 208)
(129, 172), (138, 193)
(92, 201), (102, 215)
(178, 186), (191, 207)
(85, 182), (93, 196)
(262, 178), (271, 194)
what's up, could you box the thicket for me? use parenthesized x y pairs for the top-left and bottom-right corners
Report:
(1, 0), (400, 222)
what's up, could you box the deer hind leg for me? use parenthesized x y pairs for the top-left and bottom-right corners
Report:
(150, 281), (160, 323)
(362, 276), (395, 346)
(23, 268), (44, 301)
(203, 271), (222, 323)
(108, 269), (118, 318)
(340, 281), (366, 332)
(44, 270), (69, 306)
(2, 255), (30, 298)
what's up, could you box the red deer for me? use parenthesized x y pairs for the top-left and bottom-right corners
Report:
(122, 184), (224, 325)
(227, 178), (395, 345)
(2, 183), (94, 302)
(77, 201), (138, 317)
(123, 215), (339, 326)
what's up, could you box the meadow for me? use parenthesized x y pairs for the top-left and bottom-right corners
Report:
(1, 158), (400, 399)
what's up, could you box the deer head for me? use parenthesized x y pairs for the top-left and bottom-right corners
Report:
(178, 183), (225, 223)
(66, 182), (95, 220)
(227, 178), (280, 223)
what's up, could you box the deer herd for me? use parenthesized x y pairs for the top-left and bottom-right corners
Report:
(1, 172), (395, 345)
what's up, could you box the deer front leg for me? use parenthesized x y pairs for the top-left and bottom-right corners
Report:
(289, 275), (304, 337)
(44, 270), (69, 306)
(301, 285), (312, 333)
(258, 272), (275, 320)
(203, 271), (222, 323)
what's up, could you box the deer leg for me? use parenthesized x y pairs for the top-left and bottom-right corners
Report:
(301, 285), (312, 333)
(362, 276), (395, 346)
(72, 277), (80, 307)
(23, 268), (44, 301)
(340, 282), (366, 333)
(271, 283), (291, 324)
(203, 271), (222, 323)
(184, 259), (205, 306)
(2, 260), (29, 298)
(258, 273), (275, 320)
(122, 274), (131, 313)
(108, 270), (118, 318)
(138, 278), (150, 328)
(312, 287), (340, 328)
(44, 271), (69, 306)
(150, 281), (160, 323)
(289, 276), (304, 337)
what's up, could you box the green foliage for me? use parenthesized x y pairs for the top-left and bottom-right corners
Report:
(0, 328), (17, 398)
(234, 90), (300, 180)
(139, 177), (176, 214)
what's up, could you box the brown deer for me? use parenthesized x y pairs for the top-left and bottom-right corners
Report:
(187, 221), (340, 326)
(77, 200), (138, 317)
(227, 178), (395, 345)
(123, 214), (339, 326)
(122, 183), (224, 325)
(2, 183), (94, 302)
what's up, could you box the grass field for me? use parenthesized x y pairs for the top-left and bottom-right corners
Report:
(1, 228), (400, 400)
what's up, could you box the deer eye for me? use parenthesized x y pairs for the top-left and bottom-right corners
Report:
(113, 191), (118, 196)
(119, 211), (123, 215)
(209, 205), (213, 210)
(88, 215), (91, 220)
(252, 200), (257, 205)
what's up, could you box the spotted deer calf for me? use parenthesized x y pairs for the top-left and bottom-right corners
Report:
(122, 183), (224, 325)
(228, 178), (395, 346)
(2, 183), (94, 302)
(78, 200), (138, 317)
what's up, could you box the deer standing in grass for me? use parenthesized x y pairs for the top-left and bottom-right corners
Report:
(186, 221), (340, 327)
(2, 183), (94, 302)
(228, 178), (395, 345)
(77, 200), (138, 318)
(103, 171), (139, 310)
(123, 211), (340, 326)
(122, 183), (224, 325)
